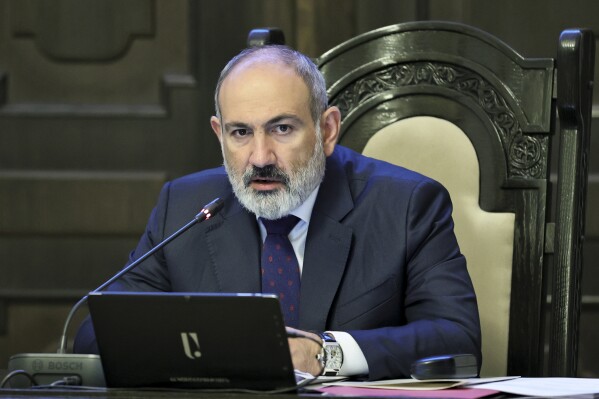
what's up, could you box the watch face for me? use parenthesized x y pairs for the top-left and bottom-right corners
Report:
(325, 344), (343, 370)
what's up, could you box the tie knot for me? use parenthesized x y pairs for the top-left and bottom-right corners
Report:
(260, 215), (300, 236)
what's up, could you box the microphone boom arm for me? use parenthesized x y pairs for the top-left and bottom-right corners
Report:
(57, 197), (224, 353)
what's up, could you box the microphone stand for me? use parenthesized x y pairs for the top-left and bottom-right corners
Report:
(57, 197), (224, 354)
(7, 197), (223, 388)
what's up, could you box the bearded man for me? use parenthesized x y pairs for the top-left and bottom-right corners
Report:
(75, 45), (481, 380)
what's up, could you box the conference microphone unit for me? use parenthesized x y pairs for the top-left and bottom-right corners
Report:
(6, 198), (224, 388)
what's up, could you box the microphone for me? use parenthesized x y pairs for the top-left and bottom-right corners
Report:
(7, 197), (224, 388)
(58, 197), (224, 353)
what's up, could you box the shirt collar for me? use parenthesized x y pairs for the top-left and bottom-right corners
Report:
(289, 185), (320, 224)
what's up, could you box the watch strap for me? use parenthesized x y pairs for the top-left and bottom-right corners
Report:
(317, 332), (343, 376)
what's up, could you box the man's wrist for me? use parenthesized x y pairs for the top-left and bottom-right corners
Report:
(317, 332), (344, 376)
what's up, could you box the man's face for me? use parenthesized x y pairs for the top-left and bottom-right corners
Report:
(210, 61), (338, 219)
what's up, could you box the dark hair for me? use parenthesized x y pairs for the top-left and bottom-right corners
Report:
(214, 45), (328, 123)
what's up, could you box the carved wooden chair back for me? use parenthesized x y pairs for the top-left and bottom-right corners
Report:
(248, 22), (595, 377)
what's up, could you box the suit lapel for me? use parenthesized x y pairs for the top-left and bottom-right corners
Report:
(299, 153), (354, 330)
(200, 150), (356, 328)
(204, 194), (262, 293)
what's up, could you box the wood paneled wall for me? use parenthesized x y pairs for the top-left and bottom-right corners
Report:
(1, 0), (598, 376)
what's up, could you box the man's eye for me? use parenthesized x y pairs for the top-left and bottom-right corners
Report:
(274, 125), (292, 134)
(232, 129), (249, 137)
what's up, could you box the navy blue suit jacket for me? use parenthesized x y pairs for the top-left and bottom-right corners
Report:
(75, 145), (481, 380)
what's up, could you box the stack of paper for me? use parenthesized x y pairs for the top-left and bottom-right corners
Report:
(310, 376), (599, 398)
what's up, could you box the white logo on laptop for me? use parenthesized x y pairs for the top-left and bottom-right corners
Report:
(181, 332), (202, 359)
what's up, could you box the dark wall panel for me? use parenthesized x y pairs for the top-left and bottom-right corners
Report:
(0, 171), (164, 234)
(0, 303), (90, 362)
(0, 0), (199, 365)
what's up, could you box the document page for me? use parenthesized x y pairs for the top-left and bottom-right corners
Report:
(471, 377), (599, 397)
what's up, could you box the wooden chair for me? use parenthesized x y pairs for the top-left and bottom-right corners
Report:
(248, 21), (595, 377)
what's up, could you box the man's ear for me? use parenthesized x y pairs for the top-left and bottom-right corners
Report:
(210, 116), (223, 143)
(321, 106), (341, 156)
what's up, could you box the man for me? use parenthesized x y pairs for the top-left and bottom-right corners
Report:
(75, 45), (481, 380)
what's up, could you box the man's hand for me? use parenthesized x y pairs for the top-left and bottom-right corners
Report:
(286, 327), (323, 376)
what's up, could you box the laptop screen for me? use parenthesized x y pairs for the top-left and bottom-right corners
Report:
(87, 292), (296, 390)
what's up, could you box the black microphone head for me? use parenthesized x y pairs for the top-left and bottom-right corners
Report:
(196, 197), (224, 221)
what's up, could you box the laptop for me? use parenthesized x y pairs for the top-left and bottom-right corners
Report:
(87, 291), (296, 390)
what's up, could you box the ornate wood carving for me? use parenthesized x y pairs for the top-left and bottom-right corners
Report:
(330, 62), (548, 179)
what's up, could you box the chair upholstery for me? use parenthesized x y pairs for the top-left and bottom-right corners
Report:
(363, 116), (515, 377)
(248, 21), (595, 377)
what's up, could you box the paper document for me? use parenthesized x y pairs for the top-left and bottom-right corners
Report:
(314, 385), (499, 398)
(325, 376), (517, 391)
(325, 379), (465, 390)
(472, 377), (599, 397)
(313, 376), (599, 397)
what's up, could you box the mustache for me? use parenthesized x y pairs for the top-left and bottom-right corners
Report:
(243, 165), (290, 187)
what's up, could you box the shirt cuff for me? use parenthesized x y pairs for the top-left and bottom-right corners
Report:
(327, 331), (369, 376)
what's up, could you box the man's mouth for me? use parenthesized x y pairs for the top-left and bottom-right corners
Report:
(250, 177), (284, 191)
(244, 165), (288, 191)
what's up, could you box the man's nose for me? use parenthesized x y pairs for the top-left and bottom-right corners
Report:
(249, 133), (276, 167)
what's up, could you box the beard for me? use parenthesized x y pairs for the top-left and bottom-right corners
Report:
(223, 134), (326, 220)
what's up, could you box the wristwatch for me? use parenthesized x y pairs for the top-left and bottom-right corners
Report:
(317, 332), (343, 376)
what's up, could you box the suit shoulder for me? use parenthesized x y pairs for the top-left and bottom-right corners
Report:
(156, 166), (232, 214)
(169, 166), (229, 192)
(330, 146), (453, 218)
(332, 145), (439, 188)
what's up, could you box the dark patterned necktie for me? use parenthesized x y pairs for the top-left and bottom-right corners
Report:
(260, 215), (301, 328)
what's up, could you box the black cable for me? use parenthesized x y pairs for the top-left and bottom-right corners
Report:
(0, 369), (38, 388)
(31, 384), (106, 391)
(25, 375), (345, 395)
(28, 382), (311, 395)
(49, 375), (82, 386)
